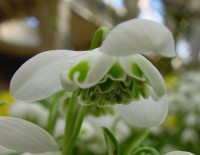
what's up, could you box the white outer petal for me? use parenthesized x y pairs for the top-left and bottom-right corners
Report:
(10, 50), (88, 101)
(119, 56), (145, 81)
(133, 54), (166, 97)
(165, 151), (195, 155)
(114, 95), (168, 127)
(62, 49), (115, 89)
(0, 117), (58, 153)
(100, 19), (176, 57)
(119, 54), (166, 97)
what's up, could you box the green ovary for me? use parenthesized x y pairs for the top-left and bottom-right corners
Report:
(68, 61), (90, 83)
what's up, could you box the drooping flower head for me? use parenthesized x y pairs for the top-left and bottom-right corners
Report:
(0, 18), (176, 155)
(10, 19), (175, 128)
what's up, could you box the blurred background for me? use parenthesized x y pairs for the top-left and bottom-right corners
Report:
(1, 0), (200, 90)
(0, 0), (200, 154)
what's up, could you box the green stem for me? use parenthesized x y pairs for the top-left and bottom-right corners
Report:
(124, 130), (150, 155)
(64, 107), (85, 155)
(62, 94), (85, 155)
(46, 92), (64, 134)
(131, 147), (160, 155)
(90, 27), (110, 50)
(63, 95), (76, 155)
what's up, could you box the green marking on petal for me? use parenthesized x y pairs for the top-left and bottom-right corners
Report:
(132, 63), (143, 77)
(108, 63), (124, 79)
(69, 61), (90, 83)
(132, 80), (140, 99)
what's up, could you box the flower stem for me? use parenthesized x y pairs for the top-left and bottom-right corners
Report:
(90, 27), (110, 50)
(124, 130), (150, 155)
(131, 147), (160, 155)
(62, 94), (85, 155)
(46, 92), (64, 134)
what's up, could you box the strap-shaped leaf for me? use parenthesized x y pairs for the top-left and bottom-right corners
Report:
(122, 130), (150, 155)
(103, 127), (119, 155)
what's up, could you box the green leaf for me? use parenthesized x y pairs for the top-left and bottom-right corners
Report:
(131, 147), (160, 155)
(103, 127), (119, 155)
(123, 130), (150, 155)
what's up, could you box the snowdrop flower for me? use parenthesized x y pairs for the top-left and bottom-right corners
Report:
(10, 19), (175, 100)
(10, 18), (175, 130)
(115, 95), (168, 127)
(10, 19), (175, 127)
(165, 151), (195, 155)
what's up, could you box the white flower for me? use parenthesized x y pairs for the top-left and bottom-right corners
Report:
(10, 19), (175, 128)
(10, 19), (175, 127)
(115, 95), (168, 127)
(165, 151), (195, 155)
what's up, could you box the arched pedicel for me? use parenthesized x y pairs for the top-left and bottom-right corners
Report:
(100, 19), (176, 57)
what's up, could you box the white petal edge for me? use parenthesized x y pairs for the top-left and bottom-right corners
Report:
(133, 54), (166, 97)
(114, 95), (168, 127)
(119, 56), (146, 81)
(100, 18), (176, 57)
(62, 49), (115, 89)
(165, 151), (195, 155)
(10, 50), (88, 101)
(0, 117), (58, 153)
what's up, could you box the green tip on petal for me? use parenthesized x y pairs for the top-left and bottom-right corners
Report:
(68, 61), (90, 83)
(108, 63), (124, 79)
(131, 63), (143, 78)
